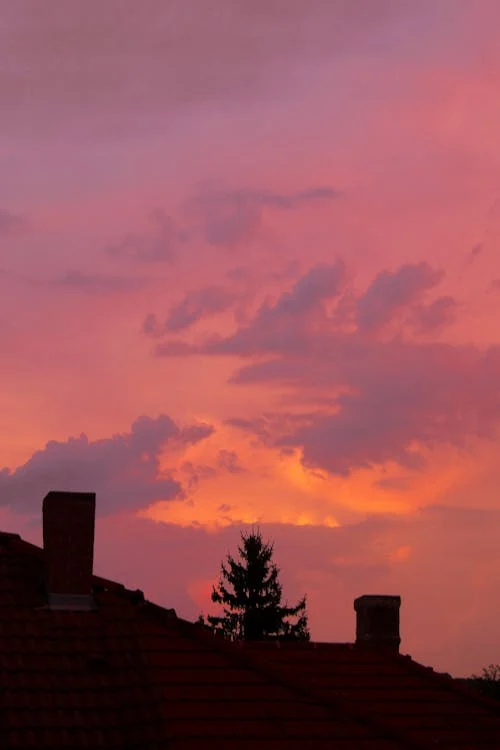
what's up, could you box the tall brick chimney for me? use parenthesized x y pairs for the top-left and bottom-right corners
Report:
(42, 491), (96, 610)
(354, 595), (401, 652)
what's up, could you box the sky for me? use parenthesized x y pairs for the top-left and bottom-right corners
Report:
(1, 0), (500, 677)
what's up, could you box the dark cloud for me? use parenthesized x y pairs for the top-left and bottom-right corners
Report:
(217, 449), (246, 474)
(142, 313), (163, 337)
(153, 261), (500, 475)
(356, 262), (443, 335)
(462, 242), (485, 271)
(186, 186), (342, 247)
(106, 210), (186, 263)
(145, 272), (255, 340)
(225, 417), (273, 443)
(255, 186), (342, 210)
(0, 414), (214, 515)
(108, 186), (340, 272)
(0, 208), (27, 236)
(166, 286), (237, 332)
(180, 461), (217, 491)
(57, 270), (149, 294)
(410, 295), (458, 335)
(194, 261), (347, 356)
(233, 338), (500, 474)
(490, 279), (500, 292)
(217, 503), (232, 513)
(155, 340), (197, 357)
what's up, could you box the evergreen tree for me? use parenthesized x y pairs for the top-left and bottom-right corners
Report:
(203, 529), (309, 641)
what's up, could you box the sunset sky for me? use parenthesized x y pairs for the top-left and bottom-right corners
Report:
(1, 0), (500, 676)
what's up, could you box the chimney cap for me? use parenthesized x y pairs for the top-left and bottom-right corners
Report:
(43, 490), (96, 508)
(354, 594), (401, 610)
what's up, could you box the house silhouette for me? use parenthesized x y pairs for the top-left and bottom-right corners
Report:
(0, 491), (499, 748)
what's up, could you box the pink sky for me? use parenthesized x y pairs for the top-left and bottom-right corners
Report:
(1, 0), (500, 676)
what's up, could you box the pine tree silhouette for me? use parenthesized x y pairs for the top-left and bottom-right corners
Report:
(203, 529), (309, 641)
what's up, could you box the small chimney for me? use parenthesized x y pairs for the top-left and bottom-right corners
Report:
(354, 595), (401, 651)
(42, 491), (96, 610)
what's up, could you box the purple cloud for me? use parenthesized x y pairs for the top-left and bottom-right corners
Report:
(107, 210), (186, 263)
(57, 270), (149, 294)
(233, 337), (500, 474)
(217, 449), (246, 474)
(357, 262), (443, 335)
(197, 261), (347, 356)
(150, 261), (500, 474)
(165, 286), (236, 332)
(159, 263), (494, 474)
(186, 186), (342, 247)
(410, 295), (458, 335)
(0, 414), (214, 515)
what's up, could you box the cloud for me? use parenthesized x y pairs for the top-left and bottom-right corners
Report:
(234, 338), (500, 475)
(0, 414), (214, 515)
(225, 417), (273, 443)
(144, 286), (237, 337)
(155, 340), (197, 357)
(356, 262), (443, 335)
(142, 313), (163, 337)
(167, 287), (235, 331)
(204, 261), (347, 355)
(489, 279), (500, 292)
(152, 262), (347, 357)
(268, 260), (347, 314)
(152, 261), (500, 475)
(217, 449), (246, 474)
(462, 242), (485, 271)
(253, 186), (342, 210)
(56, 270), (149, 294)
(410, 295), (458, 335)
(180, 461), (217, 491)
(186, 186), (342, 247)
(0, 208), (27, 236)
(106, 210), (185, 263)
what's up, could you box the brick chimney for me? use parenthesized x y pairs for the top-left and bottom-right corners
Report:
(354, 595), (401, 651)
(42, 491), (96, 610)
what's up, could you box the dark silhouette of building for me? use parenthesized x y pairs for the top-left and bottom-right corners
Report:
(0, 491), (499, 748)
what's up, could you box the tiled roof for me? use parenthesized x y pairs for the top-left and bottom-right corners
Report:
(1, 529), (499, 749)
(242, 642), (500, 748)
(0, 532), (169, 748)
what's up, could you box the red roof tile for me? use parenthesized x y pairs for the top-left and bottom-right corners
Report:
(242, 642), (500, 748)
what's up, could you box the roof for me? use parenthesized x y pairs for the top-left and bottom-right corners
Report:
(242, 641), (500, 748)
(1, 530), (499, 749)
